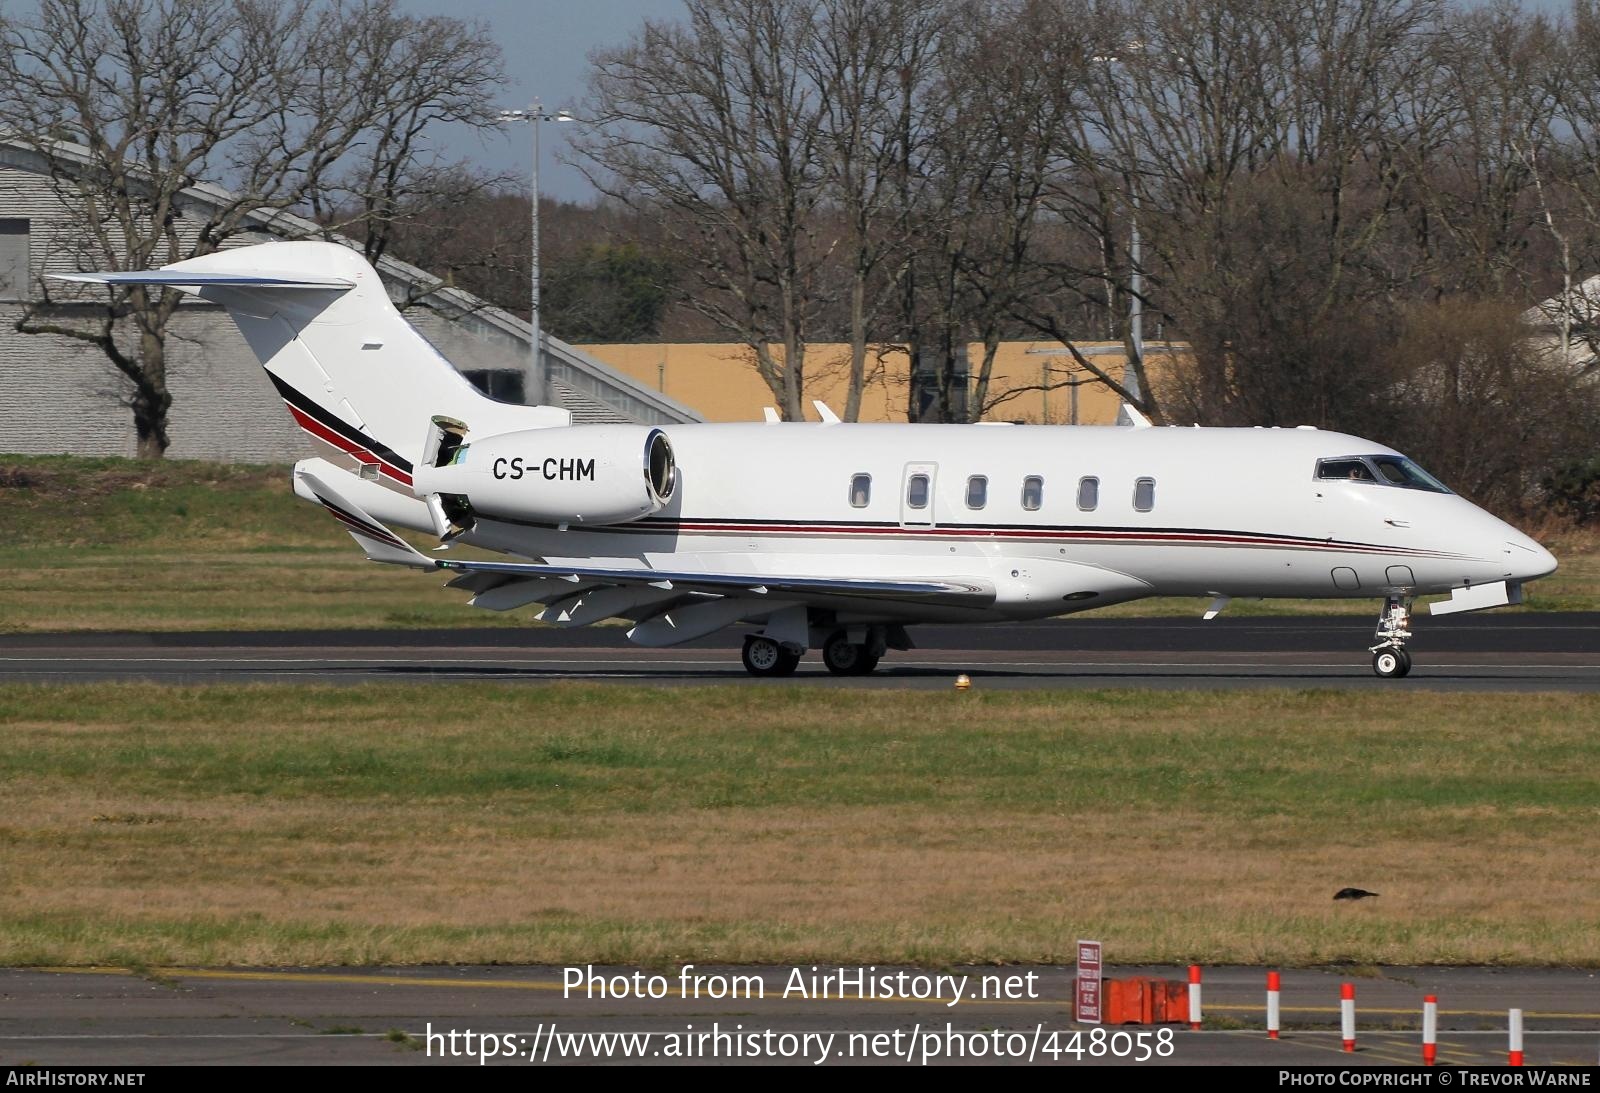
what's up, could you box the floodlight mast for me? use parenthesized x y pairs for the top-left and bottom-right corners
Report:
(498, 99), (576, 406)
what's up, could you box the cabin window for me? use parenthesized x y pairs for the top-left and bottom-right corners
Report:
(966, 475), (988, 509)
(1077, 476), (1099, 512)
(849, 473), (872, 508)
(1021, 475), (1043, 511)
(1133, 477), (1156, 512)
(907, 473), (930, 509)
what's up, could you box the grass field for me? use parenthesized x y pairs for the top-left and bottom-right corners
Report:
(3, 683), (1598, 968)
(2, 454), (1596, 631)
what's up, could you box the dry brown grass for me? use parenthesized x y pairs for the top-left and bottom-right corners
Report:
(2, 683), (1598, 967)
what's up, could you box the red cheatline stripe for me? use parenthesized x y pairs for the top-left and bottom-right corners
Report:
(319, 503), (408, 548)
(596, 519), (1463, 559)
(284, 403), (414, 488)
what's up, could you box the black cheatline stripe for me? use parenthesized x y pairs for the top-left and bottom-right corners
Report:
(268, 373), (414, 474)
(481, 513), (1465, 559)
(328, 512), (408, 550)
(316, 497), (408, 548)
(647, 515), (1438, 551)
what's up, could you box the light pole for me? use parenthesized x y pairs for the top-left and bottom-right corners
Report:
(498, 98), (574, 407)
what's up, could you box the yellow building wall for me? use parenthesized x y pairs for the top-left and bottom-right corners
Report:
(579, 341), (1176, 424)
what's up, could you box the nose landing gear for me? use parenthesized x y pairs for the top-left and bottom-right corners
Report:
(1369, 596), (1414, 678)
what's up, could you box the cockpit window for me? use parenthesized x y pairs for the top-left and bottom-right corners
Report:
(1318, 458), (1373, 482)
(1316, 456), (1451, 494)
(1371, 456), (1451, 493)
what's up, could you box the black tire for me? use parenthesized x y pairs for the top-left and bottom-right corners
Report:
(742, 636), (787, 677)
(1395, 649), (1412, 678)
(773, 648), (801, 676)
(822, 631), (878, 675)
(1372, 649), (1405, 678)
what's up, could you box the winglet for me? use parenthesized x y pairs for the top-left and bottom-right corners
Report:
(812, 399), (841, 424)
(296, 469), (438, 570)
(1116, 402), (1152, 428)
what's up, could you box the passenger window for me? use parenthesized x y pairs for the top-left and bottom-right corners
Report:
(966, 475), (987, 509)
(907, 474), (929, 509)
(1077, 476), (1099, 511)
(850, 473), (871, 508)
(1021, 475), (1043, 511)
(1133, 477), (1156, 512)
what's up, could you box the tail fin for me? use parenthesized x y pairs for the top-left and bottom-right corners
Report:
(54, 241), (568, 493)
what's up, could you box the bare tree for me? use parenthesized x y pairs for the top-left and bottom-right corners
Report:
(575, 0), (830, 421)
(0, 0), (507, 457)
(1085, 0), (1439, 428)
(804, 0), (950, 421)
(1402, 1), (1563, 298)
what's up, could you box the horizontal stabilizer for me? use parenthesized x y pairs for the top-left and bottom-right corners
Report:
(296, 469), (438, 570)
(51, 271), (353, 289)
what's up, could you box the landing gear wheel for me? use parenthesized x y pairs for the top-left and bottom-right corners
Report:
(1372, 649), (1410, 679)
(1369, 595), (1415, 679)
(742, 636), (800, 677)
(822, 631), (879, 675)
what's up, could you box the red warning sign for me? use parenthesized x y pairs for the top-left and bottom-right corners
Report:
(1075, 939), (1103, 1024)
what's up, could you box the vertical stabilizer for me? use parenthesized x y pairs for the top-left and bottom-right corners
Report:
(53, 241), (569, 494)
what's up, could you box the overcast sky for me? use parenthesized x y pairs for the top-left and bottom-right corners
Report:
(399, 0), (686, 203)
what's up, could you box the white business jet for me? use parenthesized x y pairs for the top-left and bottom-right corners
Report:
(58, 241), (1557, 679)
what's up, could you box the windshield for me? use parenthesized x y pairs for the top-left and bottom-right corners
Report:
(1316, 455), (1452, 494)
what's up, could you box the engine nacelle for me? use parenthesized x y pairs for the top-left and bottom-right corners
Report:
(411, 423), (675, 530)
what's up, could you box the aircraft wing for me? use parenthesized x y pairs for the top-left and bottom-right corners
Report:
(430, 556), (992, 604)
(296, 467), (996, 632)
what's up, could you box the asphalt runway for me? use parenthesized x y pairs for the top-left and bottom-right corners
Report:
(4, 613), (1600, 690)
(2, 964), (1597, 1067)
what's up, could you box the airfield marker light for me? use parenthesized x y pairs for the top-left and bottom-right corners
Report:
(1266, 971), (1280, 1039)
(1340, 982), (1356, 1051)
(954, 673), (972, 691)
(1422, 995), (1438, 1065)
(1509, 1008), (1524, 1066)
(1188, 965), (1202, 1030)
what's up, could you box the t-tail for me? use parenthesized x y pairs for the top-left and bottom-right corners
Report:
(54, 241), (676, 544)
(52, 241), (569, 501)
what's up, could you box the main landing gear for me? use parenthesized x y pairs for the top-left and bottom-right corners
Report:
(821, 630), (881, 676)
(739, 626), (896, 677)
(741, 635), (801, 677)
(1368, 595), (1414, 679)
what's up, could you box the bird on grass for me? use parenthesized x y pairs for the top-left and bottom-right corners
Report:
(1333, 887), (1379, 901)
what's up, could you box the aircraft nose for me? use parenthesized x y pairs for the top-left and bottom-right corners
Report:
(1505, 536), (1557, 581)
